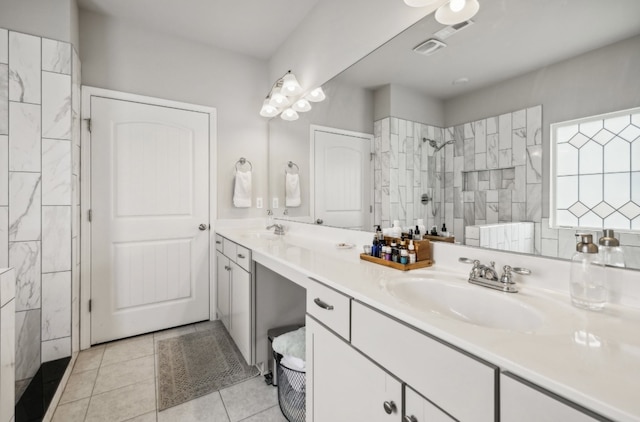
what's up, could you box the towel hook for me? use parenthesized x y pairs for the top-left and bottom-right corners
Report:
(235, 157), (252, 171)
(285, 161), (299, 174)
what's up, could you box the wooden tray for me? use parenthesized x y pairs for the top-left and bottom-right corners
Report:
(382, 237), (432, 262)
(360, 254), (434, 271)
(422, 234), (455, 243)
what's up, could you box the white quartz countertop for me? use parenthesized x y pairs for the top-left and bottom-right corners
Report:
(215, 225), (640, 422)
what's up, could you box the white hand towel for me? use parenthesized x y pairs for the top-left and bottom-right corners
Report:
(233, 170), (252, 208)
(285, 173), (301, 207)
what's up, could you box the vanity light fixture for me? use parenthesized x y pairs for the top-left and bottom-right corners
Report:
(259, 70), (326, 121)
(435, 0), (479, 25)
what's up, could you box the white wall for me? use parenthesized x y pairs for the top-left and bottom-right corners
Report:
(374, 84), (445, 127)
(0, 0), (78, 46)
(79, 10), (270, 220)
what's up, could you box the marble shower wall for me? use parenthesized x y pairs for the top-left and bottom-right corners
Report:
(374, 117), (445, 231)
(0, 28), (81, 385)
(444, 106), (543, 250)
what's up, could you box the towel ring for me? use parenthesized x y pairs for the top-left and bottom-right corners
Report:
(235, 157), (252, 171)
(286, 161), (299, 174)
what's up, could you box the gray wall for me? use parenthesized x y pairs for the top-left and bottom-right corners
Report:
(443, 34), (640, 219)
(79, 9), (270, 220)
(0, 0), (79, 46)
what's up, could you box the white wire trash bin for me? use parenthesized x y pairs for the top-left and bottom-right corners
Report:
(270, 326), (306, 422)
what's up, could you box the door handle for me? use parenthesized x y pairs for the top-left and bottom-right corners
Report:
(199, 224), (208, 231)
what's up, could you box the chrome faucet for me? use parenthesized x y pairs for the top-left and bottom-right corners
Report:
(459, 258), (530, 293)
(266, 223), (285, 235)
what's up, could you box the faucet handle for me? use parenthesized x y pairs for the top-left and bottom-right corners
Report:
(512, 267), (531, 275)
(500, 265), (531, 285)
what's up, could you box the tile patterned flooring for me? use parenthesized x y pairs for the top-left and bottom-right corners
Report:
(52, 321), (287, 422)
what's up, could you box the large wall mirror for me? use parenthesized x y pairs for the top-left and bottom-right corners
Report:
(268, 0), (640, 269)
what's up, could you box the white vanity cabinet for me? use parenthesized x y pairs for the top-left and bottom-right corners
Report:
(306, 317), (402, 422)
(215, 234), (252, 364)
(405, 386), (456, 422)
(500, 373), (606, 422)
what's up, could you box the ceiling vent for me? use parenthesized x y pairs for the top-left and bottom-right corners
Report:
(434, 19), (474, 40)
(413, 38), (447, 56)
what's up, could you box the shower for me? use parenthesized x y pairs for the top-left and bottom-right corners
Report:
(423, 138), (455, 152)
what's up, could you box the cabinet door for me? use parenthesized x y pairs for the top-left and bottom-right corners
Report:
(230, 261), (251, 364)
(501, 373), (603, 422)
(216, 251), (230, 330)
(307, 316), (402, 422)
(405, 386), (455, 422)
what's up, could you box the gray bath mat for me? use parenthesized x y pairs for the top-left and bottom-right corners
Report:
(157, 320), (259, 411)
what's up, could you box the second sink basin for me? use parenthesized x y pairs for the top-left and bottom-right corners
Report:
(381, 277), (545, 332)
(240, 231), (282, 241)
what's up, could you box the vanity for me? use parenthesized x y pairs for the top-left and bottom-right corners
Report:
(215, 221), (640, 422)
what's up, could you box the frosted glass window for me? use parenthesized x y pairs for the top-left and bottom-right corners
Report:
(579, 174), (602, 208)
(552, 106), (640, 231)
(556, 176), (578, 208)
(604, 173), (630, 208)
(604, 137), (630, 173)
(579, 142), (602, 175)
(556, 144), (578, 176)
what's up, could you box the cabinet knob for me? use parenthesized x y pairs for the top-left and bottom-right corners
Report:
(404, 416), (418, 422)
(199, 223), (208, 231)
(313, 298), (334, 310)
(383, 400), (397, 415)
(237, 254), (246, 259)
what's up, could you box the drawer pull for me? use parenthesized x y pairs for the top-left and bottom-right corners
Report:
(216, 240), (222, 244)
(383, 400), (397, 415)
(224, 265), (231, 271)
(237, 253), (246, 259)
(313, 298), (334, 310)
(404, 416), (418, 422)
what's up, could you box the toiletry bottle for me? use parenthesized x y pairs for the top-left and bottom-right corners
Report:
(414, 226), (421, 241)
(376, 225), (384, 242)
(392, 220), (402, 239)
(570, 234), (607, 311)
(371, 238), (379, 257)
(431, 225), (438, 236)
(408, 240), (416, 264)
(441, 223), (448, 237)
(400, 248), (409, 265)
(384, 245), (391, 261)
(417, 219), (426, 238)
(391, 241), (398, 262)
(598, 229), (626, 268)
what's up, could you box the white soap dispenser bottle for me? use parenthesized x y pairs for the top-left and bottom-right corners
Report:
(598, 229), (626, 268)
(570, 234), (607, 311)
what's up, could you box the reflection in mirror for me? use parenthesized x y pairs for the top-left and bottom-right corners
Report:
(268, 0), (640, 268)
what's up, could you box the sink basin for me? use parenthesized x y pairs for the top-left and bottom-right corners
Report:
(240, 231), (282, 241)
(382, 277), (545, 332)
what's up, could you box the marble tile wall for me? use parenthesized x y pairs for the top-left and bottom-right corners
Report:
(445, 106), (543, 250)
(1, 27), (79, 387)
(1, 268), (16, 422)
(374, 117), (444, 231)
(465, 222), (535, 254)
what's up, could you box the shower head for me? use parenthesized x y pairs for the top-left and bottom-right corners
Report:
(423, 138), (455, 152)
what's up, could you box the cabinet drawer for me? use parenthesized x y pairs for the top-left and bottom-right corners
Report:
(235, 245), (251, 272)
(351, 301), (496, 422)
(215, 234), (224, 252)
(306, 278), (351, 341)
(500, 373), (604, 422)
(223, 238), (236, 259)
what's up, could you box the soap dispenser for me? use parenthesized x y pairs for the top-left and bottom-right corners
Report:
(598, 229), (626, 268)
(570, 234), (607, 311)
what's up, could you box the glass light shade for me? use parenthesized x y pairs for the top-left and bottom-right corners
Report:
(259, 99), (279, 117)
(281, 73), (304, 96)
(269, 90), (290, 107)
(292, 98), (312, 112)
(403, 0), (439, 6)
(281, 108), (299, 121)
(305, 87), (326, 102)
(435, 0), (479, 25)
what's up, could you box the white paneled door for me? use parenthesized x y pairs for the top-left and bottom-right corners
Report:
(312, 126), (373, 230)
(90, 96), (210, 344)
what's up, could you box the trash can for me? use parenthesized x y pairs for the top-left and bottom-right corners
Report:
(269, 326), (306, 422)
(267, 325), (302, 386)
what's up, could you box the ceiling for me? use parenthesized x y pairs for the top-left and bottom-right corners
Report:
(77, 0), (321, 60)
(336, 0), (640, 99)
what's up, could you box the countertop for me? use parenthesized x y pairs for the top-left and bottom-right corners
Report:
(215, 224), (640, 422)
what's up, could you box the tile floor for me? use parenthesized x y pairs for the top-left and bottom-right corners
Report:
(52, 321), (287, 422)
